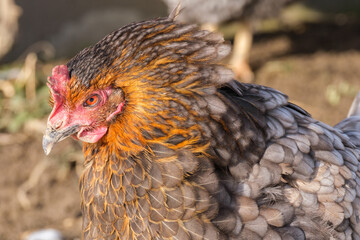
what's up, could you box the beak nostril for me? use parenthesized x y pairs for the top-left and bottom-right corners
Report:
(54, 120), (63, 129)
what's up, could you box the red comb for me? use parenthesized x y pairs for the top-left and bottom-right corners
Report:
(47, 65), (70, 96)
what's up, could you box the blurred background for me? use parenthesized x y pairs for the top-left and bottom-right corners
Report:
(0, 0), (359, 239)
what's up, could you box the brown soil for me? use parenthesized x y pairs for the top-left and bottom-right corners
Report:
(1, 21), (360, 240)
(252, 22), (360, 125)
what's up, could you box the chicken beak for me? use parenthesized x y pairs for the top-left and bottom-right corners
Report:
(42, 124), (80, 155)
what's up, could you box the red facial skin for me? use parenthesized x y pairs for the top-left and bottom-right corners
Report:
(46, 65), (124, 144)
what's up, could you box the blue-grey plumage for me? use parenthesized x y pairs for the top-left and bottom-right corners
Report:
(335, 92), (360, 147)
(348, 92), (360, 117)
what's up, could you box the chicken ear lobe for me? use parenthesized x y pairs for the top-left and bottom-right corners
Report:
(106, 102), (125, 122)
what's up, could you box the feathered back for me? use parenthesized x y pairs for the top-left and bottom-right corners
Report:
(335, 92), (360, 147)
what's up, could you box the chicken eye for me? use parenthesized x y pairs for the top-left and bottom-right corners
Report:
(84, 95), (99, 107)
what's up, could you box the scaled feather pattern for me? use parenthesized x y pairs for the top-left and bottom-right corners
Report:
(43, 17), (360, 240)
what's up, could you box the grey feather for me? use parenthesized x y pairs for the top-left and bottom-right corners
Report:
(348, 92), (360, 117)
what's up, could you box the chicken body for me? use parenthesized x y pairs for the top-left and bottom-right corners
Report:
(43, 17), (360, 239)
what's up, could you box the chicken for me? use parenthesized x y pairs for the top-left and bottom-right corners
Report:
(42, 16), (360, 240)
(162, 0), (295, 82)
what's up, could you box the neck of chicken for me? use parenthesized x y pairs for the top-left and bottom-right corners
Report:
(78, 84), (267, 239)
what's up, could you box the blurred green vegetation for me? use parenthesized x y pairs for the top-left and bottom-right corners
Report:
(0, 57), (53, 133)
